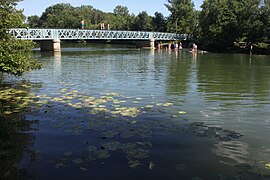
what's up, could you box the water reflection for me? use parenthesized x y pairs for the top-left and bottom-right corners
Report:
(0, 82), (36, 179)
(166, 51), (191, 95)
(191, 51), (197, 63)
(53, 51), (61, 75)
(149, 49), (155, 60)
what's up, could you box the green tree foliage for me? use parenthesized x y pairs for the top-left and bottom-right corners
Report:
(27, 15), (40, 28)
(110, 6), (131, 30)
(76, 5), (104, 29)
(24, 1), (269, 53)
(199, 0), (270, 52)
(113, 5), (129, 16)
(253, 1), (270, 51)
(26, 4), (152, 31)
(38, 3), (79, 28)
(200, 0), (248, 49)
(152, 12), (167, 32)
(0, 0), (42, 76)
(165, 0), (198, 34)
(132, 11), (153, 31)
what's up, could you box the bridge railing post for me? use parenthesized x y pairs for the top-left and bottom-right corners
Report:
(52, 29), (59, 39)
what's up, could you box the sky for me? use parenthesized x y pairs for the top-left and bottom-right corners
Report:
(16, 0), (203, 17)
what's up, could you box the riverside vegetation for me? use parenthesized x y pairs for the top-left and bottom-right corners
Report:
(26, 0), (270, 54)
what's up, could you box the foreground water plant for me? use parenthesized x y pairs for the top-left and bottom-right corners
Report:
(2, 81), (257, 177)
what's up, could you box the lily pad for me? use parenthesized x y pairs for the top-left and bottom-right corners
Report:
(175, 163), (186, 171)
(64, 151), (73, 157)
(179, 111), (187, 115)
(80, 167), (88, 171)
(120, 130), (136, 139)
(86, 146), (97, 152)
(163, 102), (173, 107)
(85, 153), (96, 162)
(4, 111), (12, 115)
(125, 149), (149, 159)
(265, 163), (270, 169)
(128, 159), (143, 169)
(101, 141), (120, 151)
(73, 158), (83, 164)
(55, 163), (65, 168)
(94, 149), (111, 159)
(120, 143), (137, 151)
(101, 130), (119, 138)
(136, 141), (153, 148)
(145, 105), (154, 109)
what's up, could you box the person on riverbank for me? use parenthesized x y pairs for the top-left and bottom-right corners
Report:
(158, 42), (161, 50)
(192, 43), (197, 52)
(100, 21), (105, 30)
(81, 19), (84, 29)
(179, 42), (182, 50)
(250, 44), (253, 55)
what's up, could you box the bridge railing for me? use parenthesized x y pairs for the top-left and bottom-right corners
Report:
(10, 28), (192, 41)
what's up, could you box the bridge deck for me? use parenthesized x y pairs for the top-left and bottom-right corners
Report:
(10, 28), (191, 41)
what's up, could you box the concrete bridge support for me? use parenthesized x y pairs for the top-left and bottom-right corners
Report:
(150, 39), (155, 49)
(40, 39), (61, 52)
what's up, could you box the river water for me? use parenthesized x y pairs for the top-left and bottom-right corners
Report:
(1, 44), (270, 179)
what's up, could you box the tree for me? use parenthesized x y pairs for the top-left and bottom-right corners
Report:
(165, 0), (198, 34)
(110, 6), (130, 30)
(76, 5), (106, 29)
(199, 0), (269, 52)
(27, 15), (40, 28)
(38, 3), (79, 28)
(132, 11), (153, 31)
(0, 0), (42, 76)
(152, 12), (167, 32)
(113, 5), (129, 16)
(253, 1), (270, 51)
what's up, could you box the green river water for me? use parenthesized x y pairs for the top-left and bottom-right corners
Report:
(1, 43), (270, 179)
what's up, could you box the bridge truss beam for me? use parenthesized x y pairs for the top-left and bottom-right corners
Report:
(9, 28), (192, 41)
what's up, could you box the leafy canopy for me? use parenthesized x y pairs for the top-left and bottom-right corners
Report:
(0, 0), (42, 76)
(199, 0), (270, 51)
(165, 0), (198, 34)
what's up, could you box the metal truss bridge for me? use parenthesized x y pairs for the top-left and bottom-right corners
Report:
(10, 28), (191, 41)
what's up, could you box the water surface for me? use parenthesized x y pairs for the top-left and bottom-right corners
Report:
(1, 44), (270, 179)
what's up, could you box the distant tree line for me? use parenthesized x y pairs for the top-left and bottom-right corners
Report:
(26, 4), (165, 32)
(26, 0), (270, 54)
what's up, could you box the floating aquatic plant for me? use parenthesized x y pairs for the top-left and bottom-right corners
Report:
(101, 141), (120, 151)
(86, 146), (97, 152)
(265, 163), (270, 169)
(125, 148), (149, 159)
(72, 158), (83, 164)
(94, 149), (111, 159)
(175, 163), (186, 171)
(64, 151), (73, 157)
(128, 159), (142, 169)
(179, 111), (187, 114)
